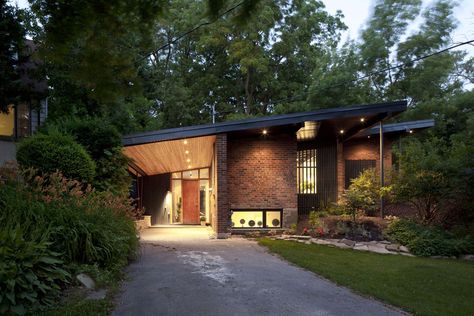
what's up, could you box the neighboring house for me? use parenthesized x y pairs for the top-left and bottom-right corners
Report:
(123, 100), (434, 238)
(0, 40), (48, 165)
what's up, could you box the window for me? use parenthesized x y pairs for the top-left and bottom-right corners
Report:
(0, 105), (15, 137)
(297, 149), (317, 194)
(182, 169), (198, 179)
(231, 209), (282, 229)
(199, 168), (209, 178)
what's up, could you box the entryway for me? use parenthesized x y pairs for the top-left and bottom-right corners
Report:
(182, 180), (200, 224)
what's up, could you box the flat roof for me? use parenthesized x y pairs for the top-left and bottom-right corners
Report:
(123, 100), (407, 146)
(358, 119), (435, 137)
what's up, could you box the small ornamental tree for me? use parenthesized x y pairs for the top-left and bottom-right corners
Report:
(343, 168), (392, 221)
(16, 132), (96, 183)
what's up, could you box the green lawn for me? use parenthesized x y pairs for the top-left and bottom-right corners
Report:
(259, 238), (474, 316)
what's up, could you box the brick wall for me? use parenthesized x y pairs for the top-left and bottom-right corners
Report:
(227, 134), (297, 223)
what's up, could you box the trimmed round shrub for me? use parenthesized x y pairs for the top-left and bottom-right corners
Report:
(17, 133), (95, 183)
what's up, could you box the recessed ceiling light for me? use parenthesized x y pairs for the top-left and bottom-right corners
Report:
(186, 158), (190, 163)
(188, 165), (191, 169)
(409, 130), (413, 134)
(368, 135), (371, 139)
(262, 129), (268, 135)
(339, 129), (344, 134)
(360, 118), (365, 122)
(183, 140), (188, 145)
(185, 150), (189, 154)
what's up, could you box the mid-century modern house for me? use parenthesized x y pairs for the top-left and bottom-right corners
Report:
(123, 100), (434, 238)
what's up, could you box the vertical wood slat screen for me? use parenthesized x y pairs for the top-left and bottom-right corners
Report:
(297, 148), (317, 194)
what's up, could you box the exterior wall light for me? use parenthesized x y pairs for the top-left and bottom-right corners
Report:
(409, 130), (413, 134)
(339, 129), (344, 134)
(262, 129), (268, 135)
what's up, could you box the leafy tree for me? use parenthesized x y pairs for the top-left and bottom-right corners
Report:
(142, 0), (346, 127)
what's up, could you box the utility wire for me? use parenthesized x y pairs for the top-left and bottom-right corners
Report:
(267, 39), (474, 106)
(143, 1), (245, 61)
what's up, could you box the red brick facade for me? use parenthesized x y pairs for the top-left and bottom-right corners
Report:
(227, 134), (298, 227)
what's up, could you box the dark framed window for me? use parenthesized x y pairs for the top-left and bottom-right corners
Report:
(297, 148), (317, 194)
(231, 209), (283, 229)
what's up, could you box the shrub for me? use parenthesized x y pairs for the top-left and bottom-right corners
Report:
(0, 166), (139, 312)
(385, 219), (474, 257)
(342, 168), (392, 220)
(45, 118), (131, 194)
(16, 133), (95, 183)
(0, 227), (69, 315)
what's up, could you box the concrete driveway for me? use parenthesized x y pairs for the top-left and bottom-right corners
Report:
(113, 227), (405, 316)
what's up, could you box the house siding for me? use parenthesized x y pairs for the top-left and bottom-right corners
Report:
(227, 134), (297, 227)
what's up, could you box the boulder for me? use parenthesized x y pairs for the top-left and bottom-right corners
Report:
(385, 244), (400, 252)
(353, 244), (369, 251)
(367, 244), (392, 254)
(76, 273), (95, 289)
(399, 245), (410, 253)
(340, 239), (356, 247)
(334, 243), (352, 249)
(87, 289), (107, 300)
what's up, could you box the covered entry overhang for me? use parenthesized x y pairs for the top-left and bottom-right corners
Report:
(122, 101), (410, 235)
(124, 135), (215, 176)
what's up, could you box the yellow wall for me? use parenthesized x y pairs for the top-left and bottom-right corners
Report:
(0, 106), (15, 136)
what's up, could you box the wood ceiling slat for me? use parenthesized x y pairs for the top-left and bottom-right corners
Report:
(123, 135), (216, 175)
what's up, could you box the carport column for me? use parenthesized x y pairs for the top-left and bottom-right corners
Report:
(216, 133), (230, 238)
(336, 138), (345, 202)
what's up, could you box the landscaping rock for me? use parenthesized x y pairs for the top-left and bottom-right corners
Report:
(385, 244), (400, 252)
(340, 239), (356, 247)
(310, 238), (332, 245)
(461, 254), (474, 261)
(294, 235), (311, 240)
(76, 273), (95, 289)
(87, 289), (107, 300)
(367, 244), (392, 254)
(353, 244), (369, 251)
(379, 240), (391, 244)
(399, 245), (410, 253)
(334, 243), (351, 249)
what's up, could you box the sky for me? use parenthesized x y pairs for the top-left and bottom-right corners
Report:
(322, 0), (474, 54)
(11, 0), (474, 55)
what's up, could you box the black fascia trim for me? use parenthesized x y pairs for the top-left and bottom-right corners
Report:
(123, 100), (407, 146)
(359, 119), (435, 136)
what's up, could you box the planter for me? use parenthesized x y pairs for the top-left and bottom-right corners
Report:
(144, 215), (151, 228)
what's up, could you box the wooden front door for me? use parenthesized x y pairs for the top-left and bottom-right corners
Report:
(182, 180), (200, 224)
